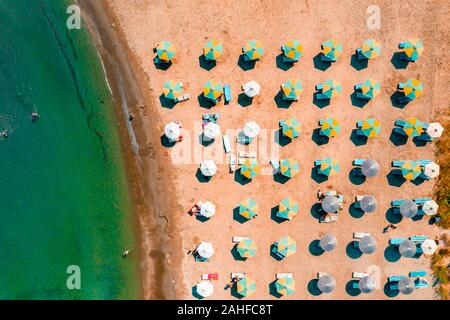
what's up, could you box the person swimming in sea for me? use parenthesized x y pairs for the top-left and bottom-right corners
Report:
(122, 249), (132, 257)
(0, 130), (8, 138)
(31, 112), (39, 121)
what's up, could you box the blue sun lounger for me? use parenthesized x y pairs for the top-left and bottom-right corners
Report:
(353, 159), (365, 166)
(389, 238), (406, 245)
(392, 160), (406, 167)
(388, 275), (406, 283)
(409, 271), (427, 277)
(224, 85), (231, 104)
(410, 236), (427, 243)
(314, 159), (323, 166)
(320, 53), (336, 62)
(356, 120), (363, 128)
(414, 279), (429, 289)
(394, 119), (406, 127)
(352, 281), (360, 289)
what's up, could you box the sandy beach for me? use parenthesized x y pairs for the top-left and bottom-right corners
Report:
(92, 0), (450, 299)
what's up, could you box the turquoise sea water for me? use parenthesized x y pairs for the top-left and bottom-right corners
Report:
(0, 0), (140, 299)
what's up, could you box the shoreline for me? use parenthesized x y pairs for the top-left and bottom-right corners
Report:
(78, 0), (180, 299)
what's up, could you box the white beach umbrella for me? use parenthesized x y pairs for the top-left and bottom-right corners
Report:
(243, 81), (261, 98)
(398, 277), (415, 295)
(399, 200), (418, 218)
(322, 195), (339, 213)
(196, 280), (214, 298)
(317, 275), (336, 294)
(361, 159), (380, 177)
(399, 239), (417, 258)
(164, 122), (181, 141)
(200, 201), (216, 218)
(203, 122), (221, 140)
(423, 162), (440, 179)
(196, 242), (215, 259)
(200, 160), (218, 177)
(422, 200), (439, 216)
(243, 121), (260, 138)
(359, 235), (377, 254)
(421, 239), (437, 255)
(360, 195), (377, 213)
(319, 233), (337, 252)
(426, 122), (444, 139)
(359, 276), (377, 294)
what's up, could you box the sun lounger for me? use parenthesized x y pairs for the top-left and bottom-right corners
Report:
(352, 282), (361, 289)
(414, 278), (429, 289)
(325, 191), (337, 196)
(237, 158), (246, 165)
(270, 159), (280, 174)
(279, 120), (286, 127)
(389, 283), (399, 291)
(391, 199), (405, 207)
(236, 133), (251, 145)
(202, 113), (220, 124)
(355, 195), (371, 202)
(389, 238), (407, 245)
(409, 271), (427, 277)
(388, 275), (406, 283)
(410, 236), (427, 243)
(202, 273), (219, 280)
(238, 151), (256, 158)
(317, 272), (328, 278)
(414, 197), (432, 205)
(276, 273), (293, 279)
(353, 159), (365, 166)
(314, 159), (323, 166)
(392, 160), (406, 167)
(417, 134), (433, 142)
(394, 119), (406, 127)
(352, 272), (369, 279)
(229, 154), (236, 173)
(316, 84), (324, 90)
(319, 215), (338, 223)
(224, 85), (231, 104)
(418, 160), (432, 166)
(232, 236), (249, 243)
(176, 93), (190, 102)
(320, 54), (335, 62)
(356, 120), (364, 128)
(223, 135), (231, 154)
(353, 232), (370, 239)
(231, 273), (245, 280)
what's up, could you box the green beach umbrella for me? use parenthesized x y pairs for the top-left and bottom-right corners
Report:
(241, 159), (260, 179)
(400, 79), (423, 101)
(277, 198), (299, 220)
(236, 277), (256, 297)
(401, 160), (421, 181)
(320, 118), (341, 138)
(281, 118), (301, 139)
(360, 118), (381, 138)
(402, 39), (424, 61)
(203, 80), (223, 101)
(156, 41), (176, 61)
(403, 118), (425, 138)
(239, 198), (258, 220)
(283, 40), (304, 61)
(280, 158), (300, 178)
(273, 236), (297, 258)
(321, 39), (343, 61)
(359, 79), (381, 99)
(236, 238), (258, 258)
(163, 80), (183, 101)
(282, 79), (304, 100)
(203, 39), (223, 61)
(242, 40), (264, 60)
(321, 79), (342, 99)
(275, 277), (296, 296)
(318, 157), (340, 177)
(360, 38), (381, 59)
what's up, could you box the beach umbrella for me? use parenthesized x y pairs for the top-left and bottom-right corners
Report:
(423, 162), (440, 179)
(359, 79), (381, 99)
(282, 79), (304, 100)
(360, 195), (377, 213)
(164, 122), (181, 141)
(422, 200), (439, 216)
(400, 200), (418, 218)
(318, 157), (340, 177)
(400, 79), (423, 101)
(399, 240), (417, 258)
(359, 235), (377, 254)
(320, 118), (341, 138)
(360, 38), (381, 59)
(279, 158), (300, 178)
(275, 277), (296, 296)
(321, 79), (342, 99)
(398, 277), (415, 295)
(359, 276), (377, 294)
(426, 122), (444, 139)
(360, 118), (381, 138)
(242, 40), (264, 60)
(421, 239), (437, 255)
(403, 118), (425, 138)
(196, 242), (215, 259)
(401, 161), (421, 181)
(243, 121), (260, 139)
(277, 198), (299, 220)
(203, 80), (223, 101)
(237, 238), (258, 258)
(319, 233), (337, 252)
(156, 41), (176, 61)
(241, 159), (261, 179)
(163, 80), (183, 101)
(203, 39), (223, 61)
(239, 198), (258, 219)
(203, 122), (221, 140)
(281, 118), (301, 139)
(402, 39), (424, 61)
(236, 277), (256, 297)
(200, 160), (217, 177)
(318, 275), (336, 294)
(200, 201), (216, 218)
(273, 236), (297, 258)
(321, 39), (343, 61)
(196, 280), (214, 298)
(243, 81), (261, 98)
(283, 40), (303, 61)
(361, 159), (380, 177)
(322, 195), (339, 213)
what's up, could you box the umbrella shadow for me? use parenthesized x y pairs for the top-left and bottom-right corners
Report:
(309, 240), (325, 256)
(350, 53), (368, 71)
(391, 52), (410, 70)
(159, 94), (177, 109)
(346, 280), (361, 297)
(238, 93), (253, 107)
(230, 284), (244, 299)
(231, 245), (247, 261)
(271, 206), (285, 224)
(386, 171), (406, 187)
(154, 58), (172, 70)
(307, 278), (322, 296)
(313, 53), (332, 71)
(350, 129), (368, 146)
(196, 169), (212, 183)
(274, 128), (291, 147)
(384, 281), (400, 298)
(390, 91), (410, 109)
(237, 54), (256, 71)
(276, 53), (294, 71)
(349, 168), (366, 185)
(192, 285), (205, 299)
(350, 92), (370, 108)
(310, 203), (323, 220)
(198, 54), (216, 71)
(233, 206), (250, 224)
(412, 137), (428, 147)
(312, 128), (329, 146)
(273, 173), (290, 184)
(346, 241), (363, 259)
(199, 133), (214, 147)
(197, 93), (216, 109)
(411, 176), (426, 186)
(349, 202), (365, 219)
(160, 134), (176, 148)
(269, 281), (283, 298)
(274, 90), (294, 109)
(312, 93), (330, 108)
(270, 244), (284, 261)
(311, 166), (328, 183)
(384, 245), (401, 263)
(234, 169), (251, 186)
(386, 208), (402, 224)
(389, 129), (408, 146)
(195, 214), (210, 223)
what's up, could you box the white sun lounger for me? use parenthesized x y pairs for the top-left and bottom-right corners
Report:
(223, 134), (231, 154)
(176, 93), (190, 102)
(201, 273), (210, 280)
(319, 215), (338, 223)
(352, 272), (369, 279)
(237, 157), (246, 165)
(317, 272), (328, 278)
(355, 195), (372, 202)
(353, 232), (371, 239)
(232, 236), (249, 243)
(276, 273), (293, 279)
(229, 154), (236, 173)
(231, 272), (245, 279)
(270, 159), (280, 173)
(238, 151), (256, 158)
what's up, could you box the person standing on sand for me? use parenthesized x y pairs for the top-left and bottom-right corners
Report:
(122, 249), (132, 257)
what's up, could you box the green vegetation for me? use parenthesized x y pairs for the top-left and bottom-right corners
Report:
(435, 118), (450, 228)
(431, 235), (450, 299)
